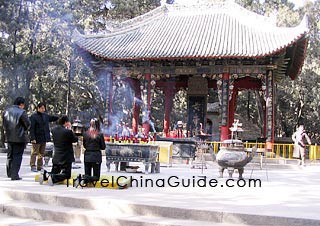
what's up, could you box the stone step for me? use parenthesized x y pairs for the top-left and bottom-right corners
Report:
(0, 214), (78, 226)
(0, 199), (243, 226)
(1, 189), (320, 226)
(0, 189), (229, 224)
(0, 214), (246, 226)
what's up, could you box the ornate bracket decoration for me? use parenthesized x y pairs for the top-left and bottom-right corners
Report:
(257, 73), (267, 101)
(217, 80), (222, 105)
(216, 74), (223, 105)
(140, 74), (157, 124)
(150, 76), (156, 105)
(228, 74), (239, 101)
(104, 71), (113, 127)
(141, 81), (148, 123)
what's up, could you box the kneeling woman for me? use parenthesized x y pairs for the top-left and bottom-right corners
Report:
(81, 118), (106, 184)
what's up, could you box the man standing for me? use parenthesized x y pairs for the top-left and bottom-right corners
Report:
(29, 102), (58, 172)
(292, 125), (311, 166)
(41, 115), (78, 186)
(2, 97), (31, 180)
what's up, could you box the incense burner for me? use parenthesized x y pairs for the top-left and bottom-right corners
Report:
(216, 139), (254, 179)
(105, 143), (160, 174)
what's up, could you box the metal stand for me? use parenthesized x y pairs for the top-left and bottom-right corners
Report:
(191, 142), (208, 174)
(250, 148), (269, 181)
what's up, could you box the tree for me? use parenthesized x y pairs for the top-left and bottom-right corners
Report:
(0, 0), (319, 145)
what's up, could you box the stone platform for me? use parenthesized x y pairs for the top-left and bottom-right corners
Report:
(0, 153), (320, 225)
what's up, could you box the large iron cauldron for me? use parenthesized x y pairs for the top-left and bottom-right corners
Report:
(216, 139), (254, 179)
(105, 143), (159, 174)
(157, 138), (197, 159)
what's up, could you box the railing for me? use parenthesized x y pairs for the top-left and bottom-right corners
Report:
(206, 141), (320, 160)
(309, 144), (320, 160)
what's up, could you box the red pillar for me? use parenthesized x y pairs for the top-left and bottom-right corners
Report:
(220, 127), (229, 141)
(220, 72), (230, 141)
(131, 79), (141, 135)
(163, 83), (174, 137)
(265, 69), (275, 149)
(105, 72), (113, 132)
(264, 99), (267, 138)
(142, 74), (151, 135)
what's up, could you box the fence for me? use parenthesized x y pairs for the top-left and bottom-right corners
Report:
(206, 141), (320, 161)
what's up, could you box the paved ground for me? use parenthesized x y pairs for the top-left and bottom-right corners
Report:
(0, 150), (320, 223)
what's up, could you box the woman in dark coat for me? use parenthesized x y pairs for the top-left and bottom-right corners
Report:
(81, 118), (106, 184)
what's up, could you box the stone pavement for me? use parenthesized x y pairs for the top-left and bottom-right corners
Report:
(0, 151), (320, 226)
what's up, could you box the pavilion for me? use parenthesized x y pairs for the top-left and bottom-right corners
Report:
(73, 0), (308, 144)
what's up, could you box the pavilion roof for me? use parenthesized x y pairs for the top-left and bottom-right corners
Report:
(73, 1), (308, 80)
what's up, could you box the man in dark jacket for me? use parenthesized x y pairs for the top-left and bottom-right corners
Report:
(29, 102), (58, 172)
(2, 97), (31, 180)
(41, 115), (78, 186)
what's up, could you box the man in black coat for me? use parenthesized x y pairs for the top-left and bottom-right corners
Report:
(41, 115), (78, 186)
(29, 102), (58, 171)
(2, 97), (31, 180)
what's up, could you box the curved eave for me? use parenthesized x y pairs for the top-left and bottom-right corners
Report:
(286, 36), (309, 80)
(75, 31), (308, 62)
(74, 18), (308, 62)
(73, 2), (309, 79)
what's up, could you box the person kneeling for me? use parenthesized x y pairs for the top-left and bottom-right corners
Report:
(39, 116), (78, 186)
(75, 118), (105, 188)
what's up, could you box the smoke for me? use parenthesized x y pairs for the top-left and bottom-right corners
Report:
(93, 65), (139, 135)
(142, 110), (156, 133)
(102, 113), (124, 136)
(0, 66), (31, 111)
(148, 119), (156, 132)
(133, 97), (143, 106)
